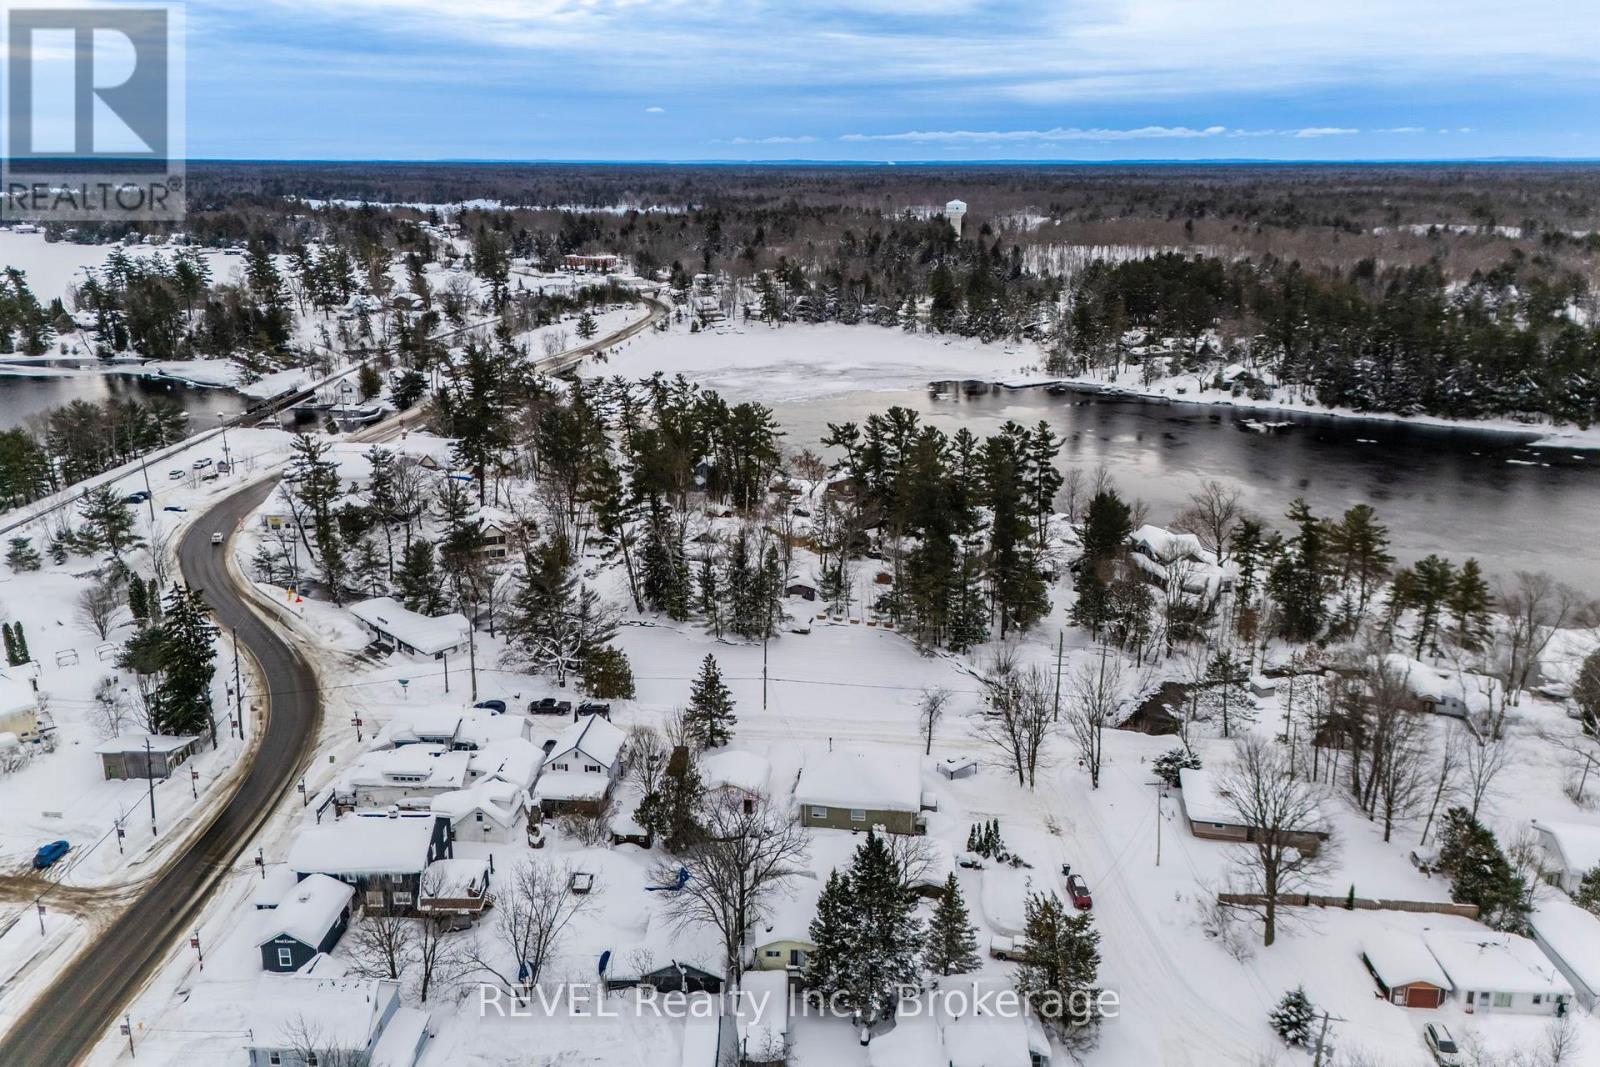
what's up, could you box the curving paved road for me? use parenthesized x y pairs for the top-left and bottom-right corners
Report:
(0, 478), (323, 1067)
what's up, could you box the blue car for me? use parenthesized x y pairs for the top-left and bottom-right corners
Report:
(32, 840), (70, 870)
(473, 699), (508, 714)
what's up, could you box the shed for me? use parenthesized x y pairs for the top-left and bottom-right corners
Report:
(1362, 935), (1452, 1008)
(95, 734), (200, 780)
(937, 756), (979, 780)
(257, 874), (355, 973)
(642, 961), (723, 994)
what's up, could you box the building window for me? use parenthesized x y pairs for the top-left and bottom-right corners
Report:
(1533, 994), (1543, 1005)
(809, 806), (826, 820)
(269, 1055), (281, 1066)
(765, 950), (780, 958)
(306, 1056), (318, 1067)
(277, 947), (293, 968)
(849, 809), (867, 822)
(475, 812), (485, 822)
(585, 764), (602, 773)
(1493, 992), (1512, 1008)
(393, 892), (414, 906)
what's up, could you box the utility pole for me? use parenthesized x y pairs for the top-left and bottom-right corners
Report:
(1052, 630), (1064, 721)
(1155, 787), (1164, 866)
(121, 1014), (135, 1058)
(1311, 1010), (1342, 1067)
(144, 736), (157, 837)
(232, 627), (243, 735)
(761, 635), (769, 711)
(137, 450), (156, 526)
(442, 651), (450, 695)
(467, 621), (478, 703)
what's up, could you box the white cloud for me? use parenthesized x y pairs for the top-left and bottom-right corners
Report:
(840, 125), (1228, 143)
(1292, 127), (1360, 138)
(720, 134), (820, 145)
(644, 106), (666, 113)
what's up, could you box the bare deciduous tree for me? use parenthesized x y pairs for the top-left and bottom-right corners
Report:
(346, 910), (415, 982)
(1497, 571), (1591, 710)
(76, 577), (125, 640)
(470, 857), (593, 993)
(1461, 731), (1511, 822)
(277, 1016), (372, 1067)
(1063, 649), (1125, 790)
(412, 870), (476, 1003)
(1220, 736), (1336, 947)
(918, 685), (950, 755)
(650, 791), (810, 976)
(973, 649), (1055, 789)
(1174, 479), (1243, 565)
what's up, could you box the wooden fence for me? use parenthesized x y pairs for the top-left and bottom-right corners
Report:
(1217, 892), (1479, 920)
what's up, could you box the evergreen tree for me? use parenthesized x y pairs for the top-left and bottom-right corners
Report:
(1268, 986), (1316, 1047)
(924, 873), (981, 977)
(1327, 504), (1393, 618)
(581, 644), (636, 699)
(1574, 866), (1600, 918)
(128, 575), (149, 624)
(1448, 558), (1492, 649)
(1435, 807), (1531, 933)
(1267, 499), (1331, 643)
(5, 536), (40, 572)
(635, 745), (705, 852)
(576, 308), (598, 340)
(806, 832), (922, 1026)
(1151, 747), (1202, 788)
(640, 519), (690, 620)
(584, 453), (643, 612)
(151, 585), (217, 737)
(684, 654), (736, 748)
(352, 538), (387, 597)
(395, 538), (444, 614)
(11, 622), (27, 665)
(508, 535), (616, 688)
(2, 623), (14, 666)
(696, 554), (723, 637)
(1014, 892), (1103, 1043)
(78, 484), (141, 563)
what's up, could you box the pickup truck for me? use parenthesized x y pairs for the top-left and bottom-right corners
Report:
(988, 935), (1030, 961)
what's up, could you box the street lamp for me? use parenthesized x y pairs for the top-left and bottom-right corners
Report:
(217, 411), (232, 474)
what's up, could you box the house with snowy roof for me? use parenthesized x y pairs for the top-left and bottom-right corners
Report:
(1424, 930), (1574, 1015)
(348, 596), (470, 660)
(243, 975), (429, 1067)
(1127, 524), (1234, 607)
(1531, 819), (1600, 893)
(1530, 896), (1600, 1011)
(701, 750), (771, 811)
(532, 714), (626, 815)
(0, 672), (41, 744)
(287, 810), (453, 915)
(431, 778), (528, 843)
(333, 745), (472, 810)
(1176, 767), (1329, 853)
(256, 873), (354, 973)
(794, 748), (925, 835)
(749, 870), (824, 973)
(1361, 934), (1452, 1008)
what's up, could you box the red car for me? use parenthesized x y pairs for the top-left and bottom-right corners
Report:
(1067, 873), (1092, 910)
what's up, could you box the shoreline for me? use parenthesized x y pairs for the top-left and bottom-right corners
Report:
(987, 375), (1600, 450)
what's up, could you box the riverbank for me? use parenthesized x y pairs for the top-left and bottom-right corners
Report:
(1003, 372), (1600, 451)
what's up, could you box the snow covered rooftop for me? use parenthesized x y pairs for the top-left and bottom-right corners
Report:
(466, 736), (544, 789)
(420, 857), (490, 898)
(257, 874), (353, 949)
(533, 770), (613, 802)
(795, 748), (922, 812)
(1531, 897), (1600, 997)
(1363, 934), (1451, 990)
(1424, 931), (1573, 997)
(246, 975), (399, 1052)
(0, 673), (36, 718)
(349, 596), (469, 656)
(1177, 767), (1327, 834)
(548, 714), (626, 768)
(1533, 819), (1600, 873)
(339, 746), (471, 791)
(701, 750), (771, 795)
(252, 864), (300, 909)
(288, 813), (440, 877)
(1130, 524), (1216, 566)
(93, 733), (198, 755)
(431, 778), (526, 827)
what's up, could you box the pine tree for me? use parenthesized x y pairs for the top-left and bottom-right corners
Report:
(684, 654), (736, 748)
(1151, 747), (1201, 788)
(1435, 807), (1531, 932)
(808, 832), (922, 1026)
(1268, 986), (1316, 1047)
(635, 745), (705, 852)
(144, 577), (162, 622)
(581, 645), (636, 699)
(78, 484), (142, 564)
(5, 536), (40, 572)
(1268, 499), (1331, 643)
(1014, 892), (1103, 1042)
(128, 575), (149, 624)
(696, 554), (723, 637)
(641, 520), (690, 620)
(396, 539), (444, 614)
(1574, 867), (1600, 918)
(11, 622), (27, 665)
(1448, 558), (1492, 649)
(151, 585), (217, 737)
(508, 535), (616, 688)
(924, 873), (981, 977)
(2, 623), (14, 666)
(576, 309), (598, 340)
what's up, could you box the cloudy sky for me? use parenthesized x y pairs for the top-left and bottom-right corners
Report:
(181, 0), (1600, 160)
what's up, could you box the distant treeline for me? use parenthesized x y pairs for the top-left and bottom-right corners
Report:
(0, 397), (188, 507)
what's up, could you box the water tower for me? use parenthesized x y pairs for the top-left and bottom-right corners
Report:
(945, 199), (967, 237)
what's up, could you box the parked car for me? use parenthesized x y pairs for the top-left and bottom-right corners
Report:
(1066, 873), (1093, 910)
(192, 457), (213, 470)
(167, 469), (185, 480)
(576, 702), (611, 720)
(163, 505), (187, 513)
(528, 698), (573, 716)
(122, 491), (149, 504)
(473, 699), (507, 714)
(211, 532), (224, 546)
(32, 840), (70, 870)
(1423, 1023), (1461, 1066)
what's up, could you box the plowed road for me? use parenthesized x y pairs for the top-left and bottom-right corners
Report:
(0, 478), (322, 1066)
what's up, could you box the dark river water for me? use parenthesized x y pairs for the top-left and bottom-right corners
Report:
(769, 383), (1600, 591)
(0, 363), (250, 432)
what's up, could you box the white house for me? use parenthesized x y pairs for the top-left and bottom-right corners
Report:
(349, 597), (470, 660)
(1530, 897), (1600, 1011)
(532, 715), (626, 815)
(243, 975), (430, 1067)
(431, 778), (529, 843)
(465, 736), (545, 790)
(1127, 524), (1234, 606)
(701, 750), (771, 810)
(749, 870), (824, 973)
(0, 673), (41, 743)
(333, 746), (472, 809)
(1424, 931), (1574, 1015)
(1532, 820), (1600, 893)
